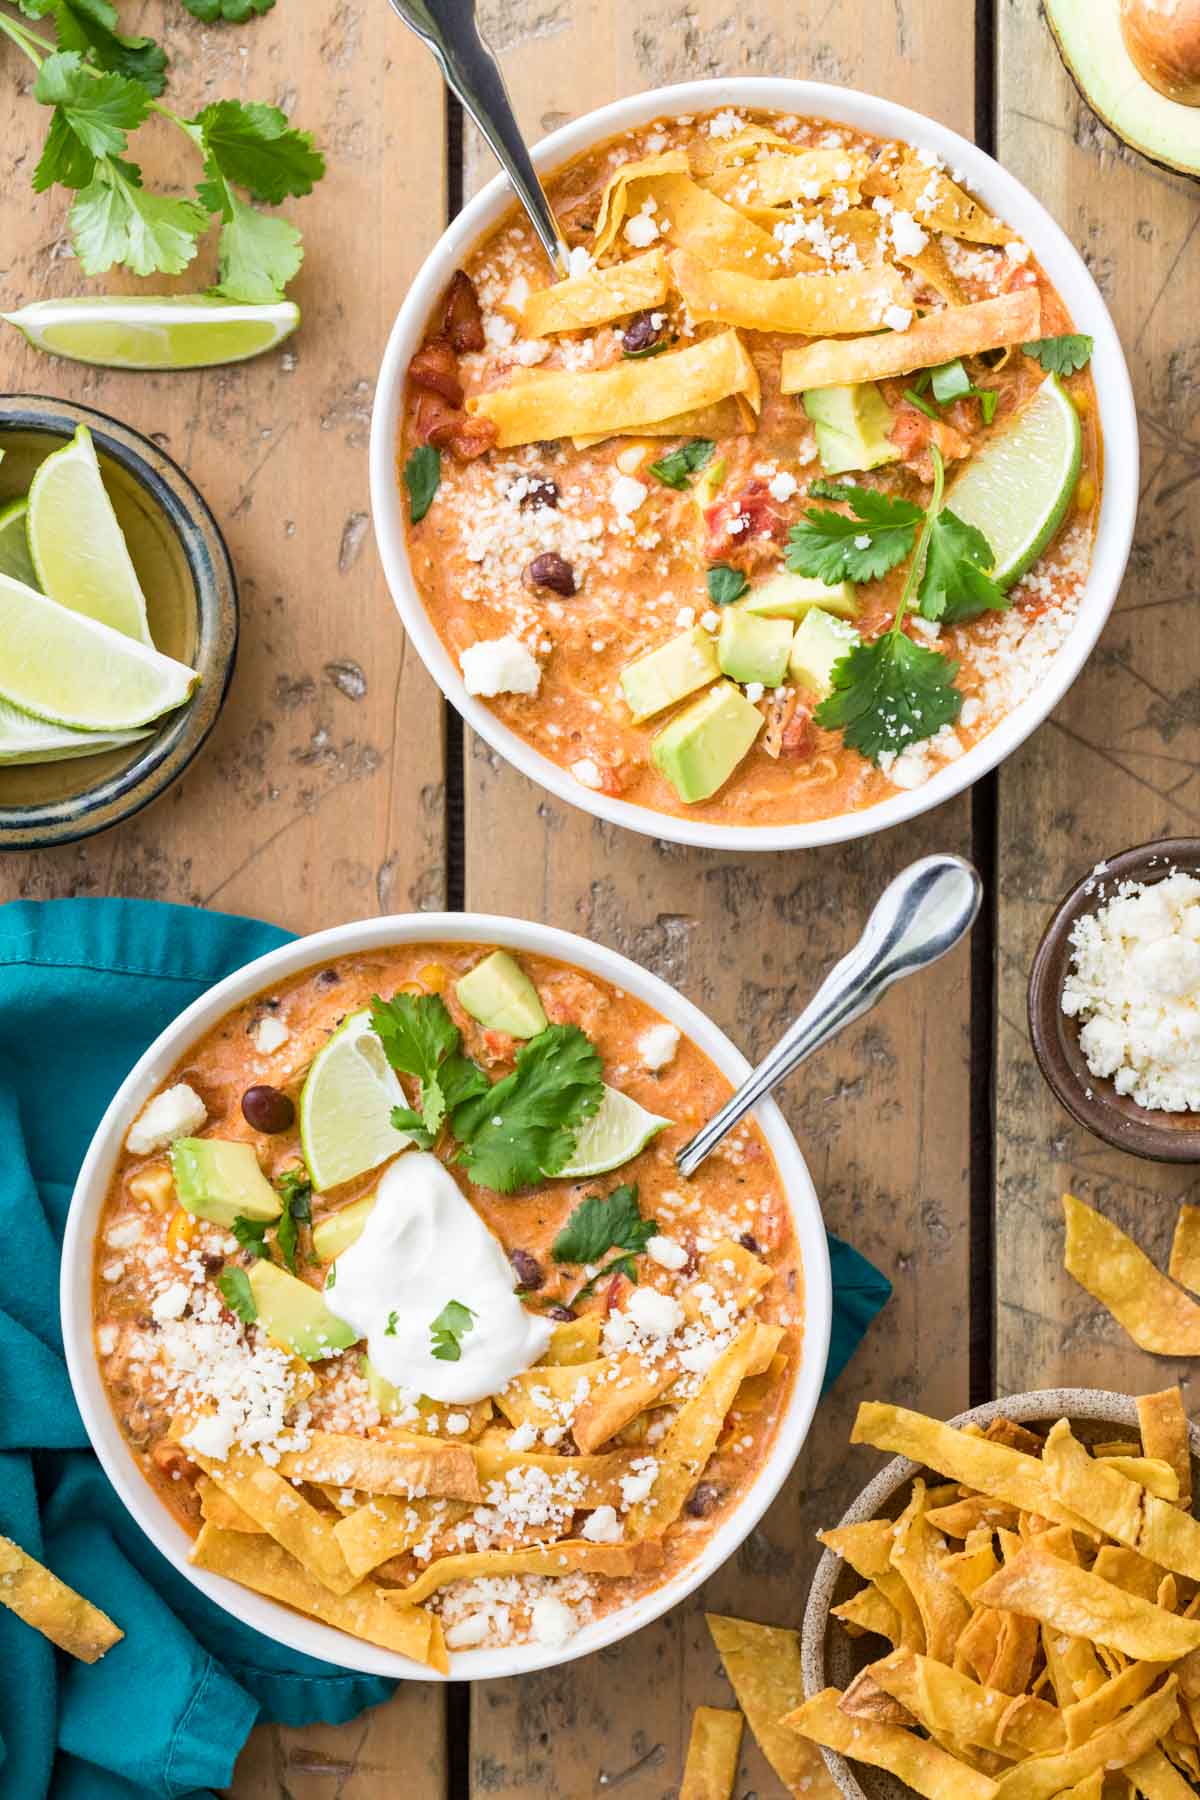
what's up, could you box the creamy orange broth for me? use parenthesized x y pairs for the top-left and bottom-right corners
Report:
(400, 107), (1101, 828)
(93, 945), (801, 1649)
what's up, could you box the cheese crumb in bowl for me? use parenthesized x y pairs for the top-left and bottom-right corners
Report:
(125, 1082), (206, 1155)
(460, 636), (541, 699)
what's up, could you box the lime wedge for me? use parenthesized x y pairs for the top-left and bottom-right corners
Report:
(0, 573), (196, 729)
(28, 426), (151, 642)
(0, 498), (37, 589)
(300, 1008), (413, 1192)
(557, 1086), (671, 1180)
(945, 373), (1082, 587)
(2, 296), (300, 371)
(0, 695), (148, 765)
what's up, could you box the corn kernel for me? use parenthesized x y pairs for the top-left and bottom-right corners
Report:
(166, 1207), (198, 1254)
(418, 962), (447, 993)
(128, 1162), (176, 1213)
(1071, 389), (1090, 417)
(1075, 474), (1096, 513)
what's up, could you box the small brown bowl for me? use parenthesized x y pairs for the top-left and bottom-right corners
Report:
(1027, 838), (1200, 1163)
(799, 1388), (1200, 1800)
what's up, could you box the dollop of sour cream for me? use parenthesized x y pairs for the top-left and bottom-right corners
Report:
(324, 1152), (553, 1404)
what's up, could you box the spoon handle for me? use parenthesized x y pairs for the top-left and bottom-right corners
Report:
(675, 854), (982, 1178)
(387, 0), (569, 274)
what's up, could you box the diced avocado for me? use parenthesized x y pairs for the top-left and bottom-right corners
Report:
(456, 950), (547, 1038)
(742, 569), (859, 622)
(692, 455), (727, 510)
(620, 626), (720, 723)
(248, 1259), (358, 1361)
(362, 1354), (403, 1415)
(311, 1192), (376, 1265)
(170, 1138), (281, 1229)
(802, 381), (900, 477)
(652, 680), (763, 804)
(789, 608), (861, 697)
(717, 609), (794, 688)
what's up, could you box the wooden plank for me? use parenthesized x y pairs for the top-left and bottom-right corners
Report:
(461, 8), (976, 1794)
(994, 7), (1200, 1411)
(0, 6), (449, 1791)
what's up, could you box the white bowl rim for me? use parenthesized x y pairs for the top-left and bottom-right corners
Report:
(369, 74), (1138, 854)
(61, 910), (833, 1683)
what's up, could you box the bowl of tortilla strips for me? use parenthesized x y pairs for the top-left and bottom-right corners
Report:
(793, 1386), (1200, 1799)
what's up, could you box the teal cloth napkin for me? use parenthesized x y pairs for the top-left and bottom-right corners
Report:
(0, 897), (890, 1800)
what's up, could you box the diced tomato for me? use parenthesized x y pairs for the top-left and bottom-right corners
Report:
(480, 1028), (517, 1067)
(704, 478), (789, 568)
(780, 703), (813, 758)
(602, 1270), (627, 1315)
(441, 269), (486, 353)
(408, 337), (464, 407)
(888, 405), (971, 479)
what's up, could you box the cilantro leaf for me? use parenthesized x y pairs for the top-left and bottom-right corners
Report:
(1022, 334), (1093, 377)
(648, 438), (714, 491)
(706, 564), (748, 606)
(324, 1262), (337, 1289)
(183, 0), (275, 18)
(451, 1024), (604, 1194)
(22, 0), (169, 96)
(902, 386), (940, 422)
(33, 111), (96, 194)
(34, 52), (150, 172)
(551, 1183), (656, 1265)
(404, 446), (440, 523)
(430, 1299), (476, 1362)
(274, 1166), (311, 1274)
(814, 632), (962, 761)
(372, 991), (488, 1146)
(218, 1265), (257, 1322)
(194, 99), (325, 204)
(917, 508), (1008, 625)
(385, 1309), (398, 1336)
(211, 185), (303, 302)
(69, 157), (206, 277)
(787, 484), (922, 585)
(571, 1251), (641, 1304)
(230, 1214), (269, 1257)
(623, 339), (668, 359)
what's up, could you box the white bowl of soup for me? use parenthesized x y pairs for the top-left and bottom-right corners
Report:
(370, 77), (1136, 851)
(61, 914), (832, 1680)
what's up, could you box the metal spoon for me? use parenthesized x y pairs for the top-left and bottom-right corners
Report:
(386, 0), (570, 275)
(676, 854), (983, 1178)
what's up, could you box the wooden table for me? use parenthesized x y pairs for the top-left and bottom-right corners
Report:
(1, 1), (1196, 1793)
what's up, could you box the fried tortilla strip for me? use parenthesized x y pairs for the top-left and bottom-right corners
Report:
(984, 1417), (1046, 1456)
(0, 1533), (122, 1663)
(471, 329), (760, 448)
(1064, 1660), (1165, 1748)
(688, 124), (797, 175)
(924, 1494), (1020, 1537)
(1064, 1192), (1200, 1354)
(180, 1438), (357, 1595)
(1170, 1205), (1200, 1295)
(1126, 1748), (1196, 1799)
(1043, 1418), (1200, 1579)
(868, 154), (1013, 245)
(541, 1316), (603, 1366)
(818, 1519), (895, 1579)
(871, 1648), (1066, 1757)
(838, 1666), (915, 1726)
(387, 1538), (660, 1607)
(197, 1474), (264, 1533)
(850, 1402), (1092, 1534)
(190, 1523), (447, 1671)
(522, 249), (670, 336)
(780, 289), (1041, 392)
(698, 147), (870, 210)
(1092, 1544), (1164, 1604)
(680, 1705), (744, 1800)
(734, 1350), (788, 1413)
(955, 1604), (1003, 1684)
(274, 1431), (481, 1503)
(628, 1324), (781, 1535)
(974, 1547), (1200, 1661)
(333, 1497), (469, 1581)
(832, 1583), (902, 1645)
(986, 1677), (1179, 1800)
(571, 1354), (678, 1454)
(1040, 1619), (1107, 1708)
(706, 1615), (838, 1798)
(591, 154), (781, 274)
(1138, 1389), (1193, 1509)
(683, 1238), (773, 1320)
(1105, 1457), (1181, 1501)
(670, 249), (911, 336)
(785, 1686), (998, 1800)
(888, 1478), (972, 1663)
(496, 1357), (609, 1430)
(471, 1438), (643, 1507)
(572, 395), (750, 450)
(900, 238), (966, 305)
(941, 1525), (1000, 1600)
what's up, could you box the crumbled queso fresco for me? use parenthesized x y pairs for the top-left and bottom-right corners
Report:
(1062, 869), (1200, 1111)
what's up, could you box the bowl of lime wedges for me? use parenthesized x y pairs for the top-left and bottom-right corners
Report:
(0, 394), (237, 848)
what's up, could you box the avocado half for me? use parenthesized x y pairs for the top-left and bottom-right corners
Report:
(1046, 0), (1200, 178)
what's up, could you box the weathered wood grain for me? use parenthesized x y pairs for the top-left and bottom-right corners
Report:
(994, 5), (1200, 1414)
(462, 8), (976, 1794)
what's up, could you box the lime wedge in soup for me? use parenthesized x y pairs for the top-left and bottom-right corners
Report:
(557, 1086), (670, 1180)
(944, 373), (1082, 587)
(27, 426), (151, 642)
(3, 296), (300, 371)
(300, 1008), (413, 1192)
(0, 498), (37, 589)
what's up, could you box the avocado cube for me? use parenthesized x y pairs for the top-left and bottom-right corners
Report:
(620, 626), (720, 723)
(742, 569), (859, 622)
(652, 681), (763, 804)
(789, 608), (861, 697)
(311, 1192), (376, 1265)
(170, 1138), (281, 1229)
(717, 609), (794, 688)
(361, 1354), (403, 1415)
(456, 950), (547, 1038)
(247, 1259), (358, 1361)
(802, 381), (899, 476)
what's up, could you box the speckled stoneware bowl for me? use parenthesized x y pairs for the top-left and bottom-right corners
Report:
(800, 1388), (1200, 1800)
(1028, 839), (1200, 1163)
(0, 395), (237, 849)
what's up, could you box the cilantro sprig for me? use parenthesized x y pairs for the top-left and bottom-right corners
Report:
(787, 482), (923, 586)
(404, 446), (441, 524)
(0, 7), (322, 299)
(183, 0), (275, 20)
(230, 1163), (313, 1274)
(218, 1265), (257, 1323)
(552, 1183), (657, 1301)
(706, 564), (749, 606)
(649, 438), (714, 491)
(430, 1299), (476, 1362)
(1022, 334), (1093, 377)
(371, 990), (489, 1148)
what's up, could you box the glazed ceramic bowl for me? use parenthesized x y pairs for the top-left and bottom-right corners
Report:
(1028, 838), (1200, 1162)
(61, 912), (833, 1682)
(800, 1388), (1200, 1799)
(370, 76), (1138, 853)
(0, 395), (237, 849)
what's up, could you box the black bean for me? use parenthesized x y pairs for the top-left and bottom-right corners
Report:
(510, 1248), (545, 1290)
(203, 1253), (225, 1275)
(518, 477), (559, 511)
(548, 1304), (577, 1322)
(738, 1232), (762, 1255)
(525, 551), (576, 596)
(314, 967), (340, 989)
(241, 1084), (295, 1134)
(622, 311), (662, 355)
(684, 1481), (724, 1518)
